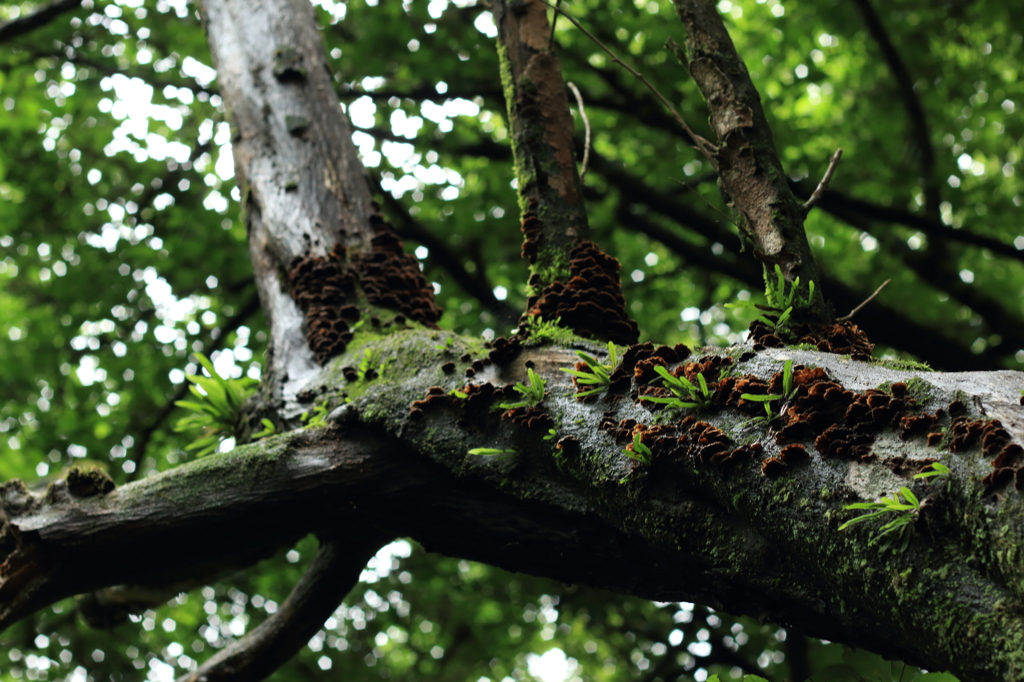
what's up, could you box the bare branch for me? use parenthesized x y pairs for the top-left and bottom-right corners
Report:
(0, 0), (81, 44)
(566, 82), (591, 181)
(837, 279), (891, 323)
(542, 1), (717, 159)
(852, 0), (940, 218)
(803, 148), (843, 213)
(178, 537), (386, 682)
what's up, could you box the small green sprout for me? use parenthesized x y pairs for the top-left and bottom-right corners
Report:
(434, 336), (455, 351)
(561, 341), (619, 397)
(737, 398), (781, 428)
(499, 367), (547, 409)
(468, 448), (516, 456)
(449, 388), (468, 399)
(780, 359), (797, 399)
(543, 428), (558, 441)
(174, 353), (257, 457)
(357, 348), (387, 381)
(738, 361), (797, 427)
(301, 401), (330, 427)
(252, 418), (276, 439)
(914, 461), (951, 480)
(643, 365), (712, 409)
(726, 264), (815, 331)
(840, 487), (921, 549)
(623, 432), (652, 464)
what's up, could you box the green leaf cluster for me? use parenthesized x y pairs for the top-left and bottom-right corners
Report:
(623, 431), (652, 464)
(173, 354), (256, 457)
(839, 464), (950, 540)
(643, 364), (712, 409)
(498, 367), (547, 409)
(739, 360), (796, 426)
(561, 341), (619, 397)
(727, 265), (815, 331)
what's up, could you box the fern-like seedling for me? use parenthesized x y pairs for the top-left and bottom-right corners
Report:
(642, 365), (712, 410)
(561, 341), (619, 397)
(840, 487), (921, 550)
(623, 432), (652, 464)
(174, 353), (257, 457)
(726, 265), (815, 332)
(468, 447), (516, 456)
(499, 368), (547, 409)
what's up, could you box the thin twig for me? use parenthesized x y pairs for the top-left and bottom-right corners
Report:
(540, 0), (717, 160)
(566, 81), (591, 181)
(837, 278), (890, 322)
(803, 148), (843, 212)
(548, 0), (562, 45)
(671, 177), (742, 230)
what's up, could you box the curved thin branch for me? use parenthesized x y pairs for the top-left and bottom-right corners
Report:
(792, 182), (1024, 265)
(851, 0), (940, 218)
(178, 536), (387, 682)
(803, 148), (843, 213)
(566, 82), (591, 181)
(0, 0), (81, 44)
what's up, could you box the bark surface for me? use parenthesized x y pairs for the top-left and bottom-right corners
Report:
(3, 1), (1024, 682)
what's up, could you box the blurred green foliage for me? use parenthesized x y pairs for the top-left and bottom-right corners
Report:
(2, 0), (1018, 678)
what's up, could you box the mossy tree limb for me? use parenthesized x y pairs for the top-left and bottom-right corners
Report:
(670, 0), (831, 324)
(493, 0), (589, 287)
(4, 333), (1024, 680)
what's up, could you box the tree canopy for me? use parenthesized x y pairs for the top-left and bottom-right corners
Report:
(0, 0), (1022, 681)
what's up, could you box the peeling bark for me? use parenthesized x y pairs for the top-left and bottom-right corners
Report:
(670, 0), (831, 323)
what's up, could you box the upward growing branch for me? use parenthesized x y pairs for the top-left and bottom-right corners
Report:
(670, 0), (832, 324)
(493, 0), (589, 285)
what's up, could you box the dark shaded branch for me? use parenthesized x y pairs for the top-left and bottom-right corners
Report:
(793, 182), (1024, 265)
(54, 52), (218, 97)
(798, 185), (1024, 357)
(178, 537), (386, 682)
(786, 630), (811, 682)
(378, 190), (521, 328)
(546, 1), (715, 157)
(851, 0), (940, 218)
(0, 0), (81, 44)
(341, 84), (504, 104)
(608, 187), (986, 370)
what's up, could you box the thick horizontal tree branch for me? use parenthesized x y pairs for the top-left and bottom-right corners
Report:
(4, 334), (1024, 679)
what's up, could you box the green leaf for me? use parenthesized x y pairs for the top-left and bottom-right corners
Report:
(809, 664), (866, 681)
(740, 393), (783, 402)
(842, 647), (892, 682)
(468, 448), (515, 456)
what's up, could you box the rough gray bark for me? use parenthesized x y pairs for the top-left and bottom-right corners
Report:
(3, 335), (1024, 681)
(3, 1), (1024, 681)
(201, 0), (377, 410)
(670, 0), (831, 323)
